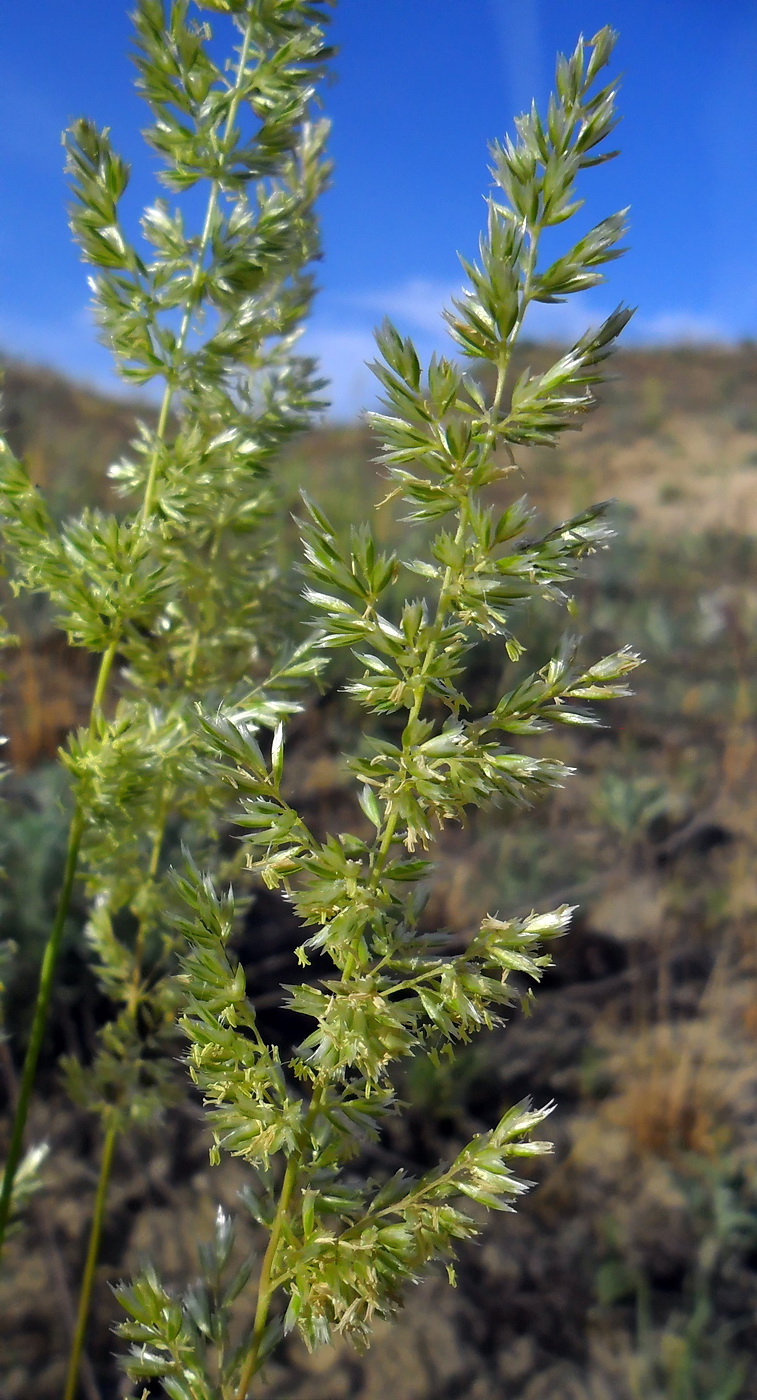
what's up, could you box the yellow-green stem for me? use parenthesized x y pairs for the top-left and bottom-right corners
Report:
(139, 382), (174, 529)
(90, 637), (120, 730)
(375, 809), (399, 869)
(235, 1153), (300, 1400)
(61, 1117), (118, 1400)
(0, 803), (85, 1255)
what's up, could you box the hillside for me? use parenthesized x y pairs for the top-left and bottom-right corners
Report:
(1, 345), (757, 1400)
(4, 340), (757, 520)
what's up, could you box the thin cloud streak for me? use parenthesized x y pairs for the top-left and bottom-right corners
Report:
(489, 0), (544, 123)
(345, 278), (456, 335)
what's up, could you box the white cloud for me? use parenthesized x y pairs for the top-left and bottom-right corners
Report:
(304, 281), (457, 421)
(522, 298), (735, 350)
(629, 310), (731, 345)
(0, 305), (139, 399)
(488, 0), (543, 120)
(303, 284), (743, 421)
(346, 278), (622, 350)
(300, 326), (379, 421)
(345, 277), (456, 335)
(522, 293), (611, 343)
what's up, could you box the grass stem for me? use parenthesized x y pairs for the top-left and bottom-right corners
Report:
(0, 636), (120, 1258)
(62, 1116), (118, 1400)
(0, 803), (84, 1254)
(235, 1153), (300, 1400)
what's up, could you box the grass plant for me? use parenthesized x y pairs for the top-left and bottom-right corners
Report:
(0, 6), (640, 1396)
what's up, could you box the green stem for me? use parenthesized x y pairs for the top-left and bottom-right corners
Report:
(233, 1080), (328, 1398)
(0, 803), (84, 1254)
(139, 384), (174, 529)
(61, 1116), (118, 1400)
(369, 498), (471, 886)
(139, 161), (221, 526)
(235, 1153), (300, 1400)
(140, 21), (254, 528)
(64, 783), (171, 1393)
(492, 228), (539, 439)
(0, 629), (119, 1257)
(375, 809), (399, 871)
(343, 1133), (473, 1248)
(90, 637), (119, 729)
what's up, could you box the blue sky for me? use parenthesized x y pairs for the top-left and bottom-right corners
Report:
(1, 1), (756, 417)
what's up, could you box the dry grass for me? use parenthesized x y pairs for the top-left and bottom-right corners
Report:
(2, 637), (95, 771)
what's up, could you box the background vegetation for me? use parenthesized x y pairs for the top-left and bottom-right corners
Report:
(2, 338), (757, 1399)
